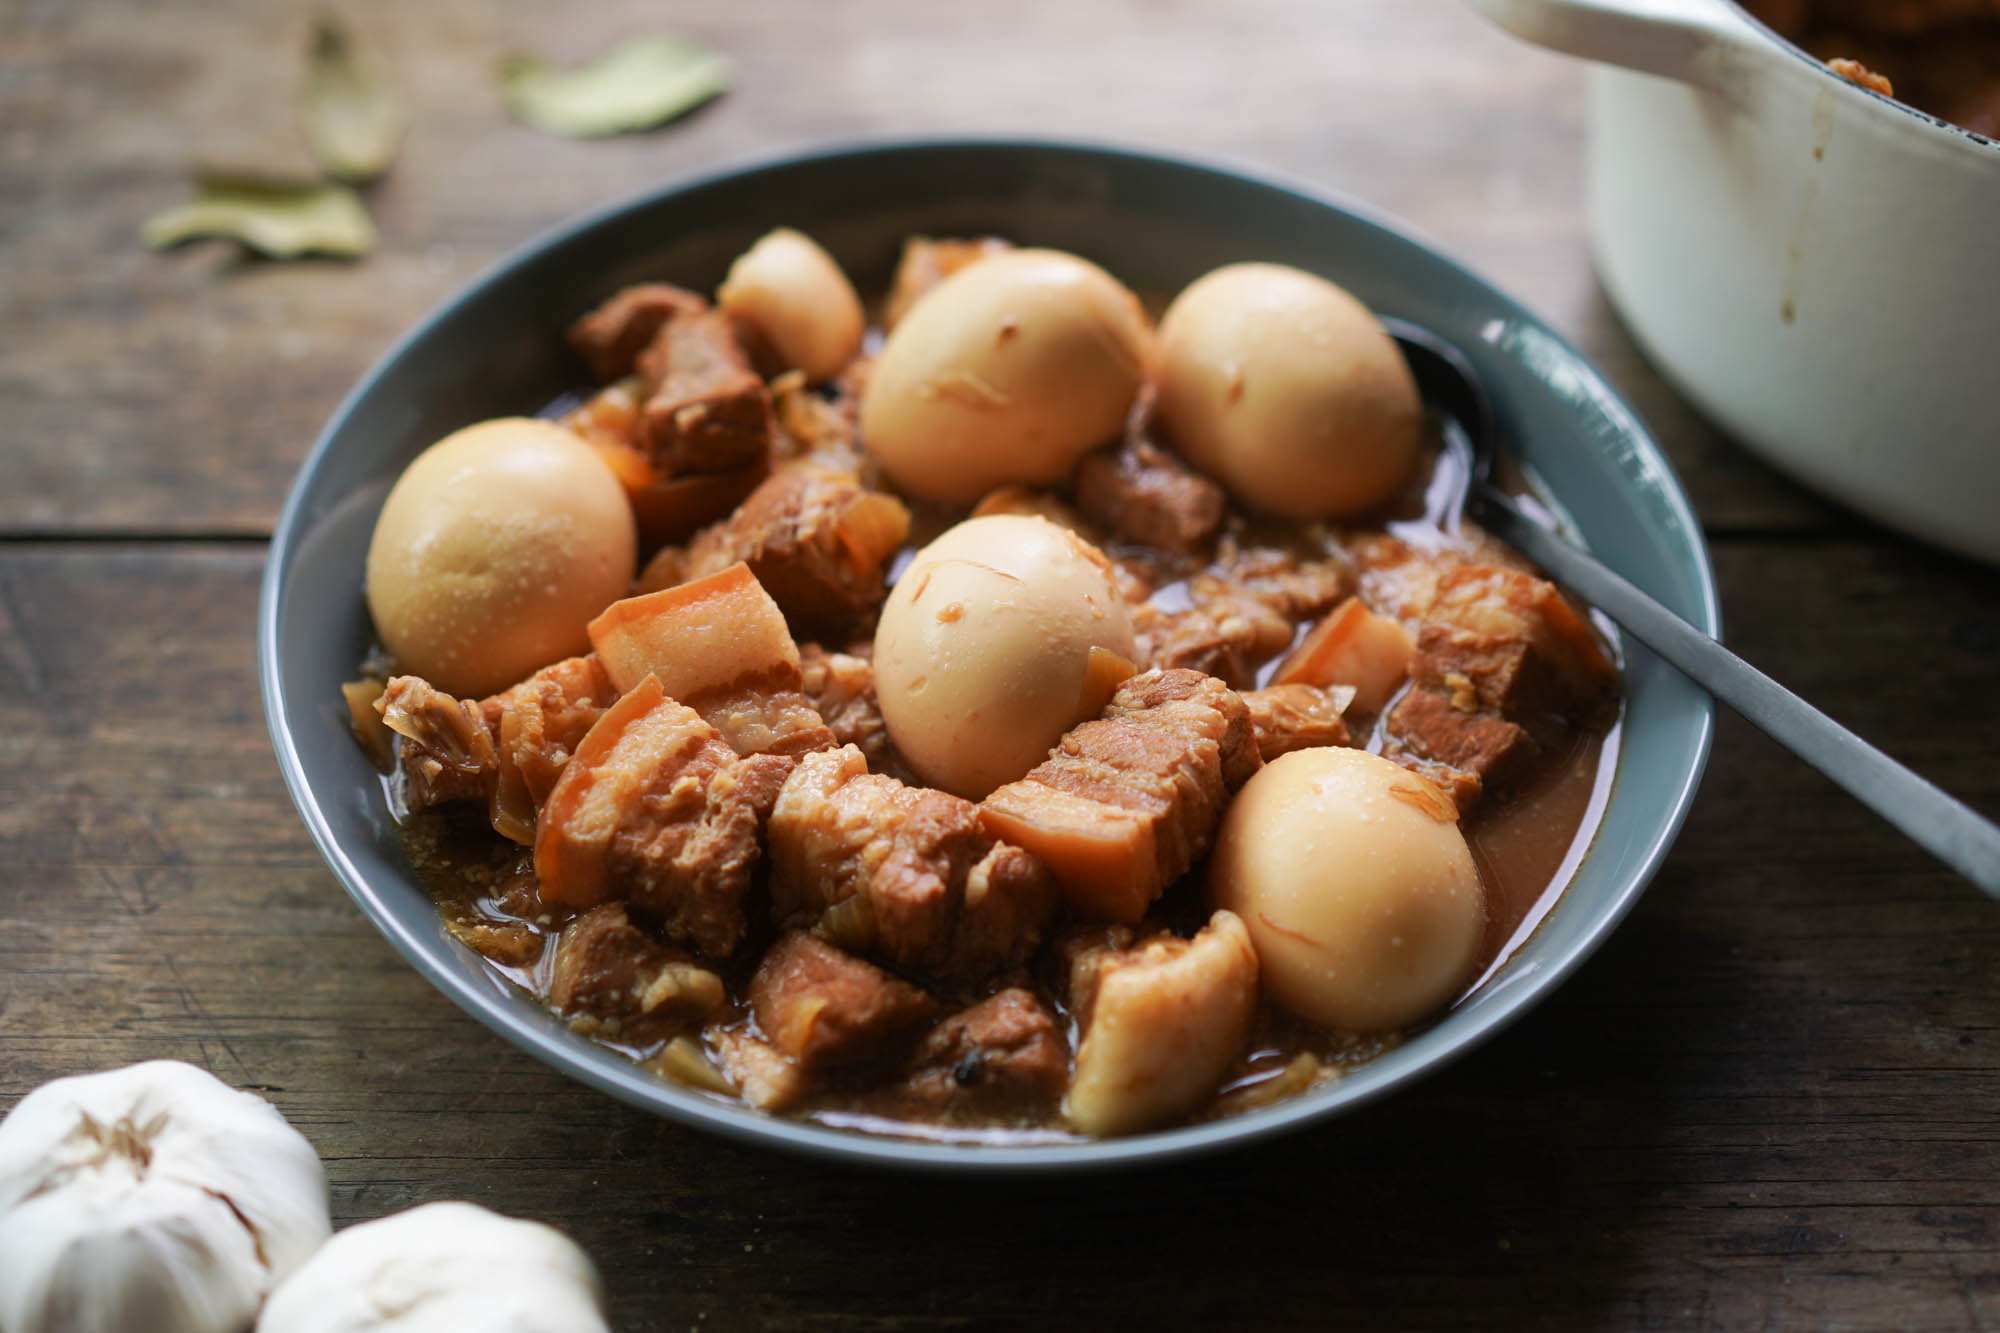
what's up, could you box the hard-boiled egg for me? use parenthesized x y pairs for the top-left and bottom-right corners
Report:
(1154, 262), (1421, 519)
(365, 418), (636, 698)
(860, 249), (1150, 504)
(873, 514), (1136, 799)
(1209, 746), (1485, 1032)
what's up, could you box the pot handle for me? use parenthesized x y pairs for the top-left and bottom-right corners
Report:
(1462, 0), (1766, 93)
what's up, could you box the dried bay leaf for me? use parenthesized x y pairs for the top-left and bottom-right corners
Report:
(142, 176), (376, 258)
(501, 35), (728, 138)
(302, 14), (405, 182)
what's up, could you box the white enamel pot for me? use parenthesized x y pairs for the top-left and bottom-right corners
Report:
(1467, 0), (2000, 565)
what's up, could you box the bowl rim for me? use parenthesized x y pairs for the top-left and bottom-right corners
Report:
(259, 133), (1719, 1172)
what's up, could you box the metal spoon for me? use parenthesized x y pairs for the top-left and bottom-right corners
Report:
(1384, 317), (2000, 901)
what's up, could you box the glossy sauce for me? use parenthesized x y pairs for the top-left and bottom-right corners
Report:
(386, 380), (1622, 1144)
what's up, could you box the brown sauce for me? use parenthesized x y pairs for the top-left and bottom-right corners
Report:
(368, 262), (1625, 1141)
(384, 434), (1622, 1144)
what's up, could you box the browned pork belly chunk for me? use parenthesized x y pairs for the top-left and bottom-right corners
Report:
(1382, 684), (1540, 816)
(980, 668), (1259, 924)
(1129, 579), (1294, 689)
(481, 655), (621, 839)
(895, 989), (1070, 1117)
(769, 747), (1056, 979)
(770, 367), (867, 467)
(1065, 910), (1260, 1136)
(380, 655), (620, 842)
(1128, 545), (1352, 689)
(378, 674), (496, 812)
(1211, 543), (1354, 622)
(1269, 594), (1416, 716)
(589, 563), (836, 760)
(1413, 610), (1613, 725)
(708, 1027), (811, 1111)
(797, 644), (903, 775)
(677, 464), (911, 632)
(1239, 682), (1356, 761)
(749, 932), (937, 1070)
(533, 678), (770, 959)
(635, 308), (775, 474)
(547, 902), (726, 1044)
(882, 235), (1012, 331)
(567, 282), (708, 383)
(1075, 435), (1225, 555)
(1355, 538), (1616, 726)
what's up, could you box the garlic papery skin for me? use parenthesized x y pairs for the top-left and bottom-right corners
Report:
(256, 1202), (609, 1333)
(0, 1060), (331, 1333)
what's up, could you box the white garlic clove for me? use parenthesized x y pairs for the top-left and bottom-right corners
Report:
(255, 1201), (609, 1333)
(0, 1059), (331, 1333)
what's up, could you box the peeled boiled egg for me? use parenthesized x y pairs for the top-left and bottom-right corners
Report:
(1208, 746), (1485, 1032)
(859, 249), (1151, 505)
(873, 514), (1136, 800)
(365, 418), (637, 698)
(717, 227), (865, 382)
(1154, 262), (1421, 519)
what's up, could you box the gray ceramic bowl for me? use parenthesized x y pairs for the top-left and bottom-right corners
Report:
(260, 138), (1717, 1171)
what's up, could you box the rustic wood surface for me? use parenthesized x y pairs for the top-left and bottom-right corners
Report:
(2, 1), (1994, 1330)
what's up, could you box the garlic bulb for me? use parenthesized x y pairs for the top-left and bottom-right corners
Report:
(255, 1202), (609, 1333)
(0, 1060), (331, 1333)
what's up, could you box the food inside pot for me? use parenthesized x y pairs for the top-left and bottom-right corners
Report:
(1741, 0), (2000, 137)
(347, 228), (1624, 1142)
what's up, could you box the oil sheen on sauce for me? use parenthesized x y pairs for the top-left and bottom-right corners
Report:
(391, 404), (1623, 1145)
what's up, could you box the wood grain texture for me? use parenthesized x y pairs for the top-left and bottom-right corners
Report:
(0, 0), (1829, 536)
(3, 0), (1997, 1328)
(0, 543), (1993, 1331)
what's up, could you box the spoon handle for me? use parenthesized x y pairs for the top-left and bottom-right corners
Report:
(1475, 490), (2000, 900)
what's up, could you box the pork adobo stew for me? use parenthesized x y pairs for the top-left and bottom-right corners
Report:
(344, 227), (1622, 1142)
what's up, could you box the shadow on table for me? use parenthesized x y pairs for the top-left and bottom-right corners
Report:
(582, 892), (1724, 1332)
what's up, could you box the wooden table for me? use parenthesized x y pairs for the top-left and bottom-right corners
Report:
(4, 1), (1995, 1327)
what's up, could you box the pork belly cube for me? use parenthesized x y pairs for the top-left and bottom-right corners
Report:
(380, 655), (622, 843)
(635, 308), (775, 474)
(981, 668), (1259, 924)
(797, 644), (901, 774)
(1383, 684), (1541, 814)
(1129, 580), (1295, 690)
(883, 235), (1011, 331)
(750, 932), (937, 1071)
(896, 989), (1070, 1118)
(770, 367), (866, 465)
(547, 902), (726, 1044)
(1270, 595), (1417, 715)
(1356, 539), (1616, 727)
(1065, 910), (1260, 1136)
(680, 464), (911, 632)
(769, 747), (1056, 979)
(567, 282), (707, 383)
(533, 678), (770, 959)
(708, 1027), (812, 1112)
(1212, 544), (1354, 622)
(1240, 683), (1356, 761)
(1414, 614), (1613, 725)
(480, 655), (621, 840)
(588, 563), (835, 760)
(378, 675), (498, 812)
(1075, 435), (1225, 555)
(1101, 668), (1262, 791)
(1391, 756), (1485, 818)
